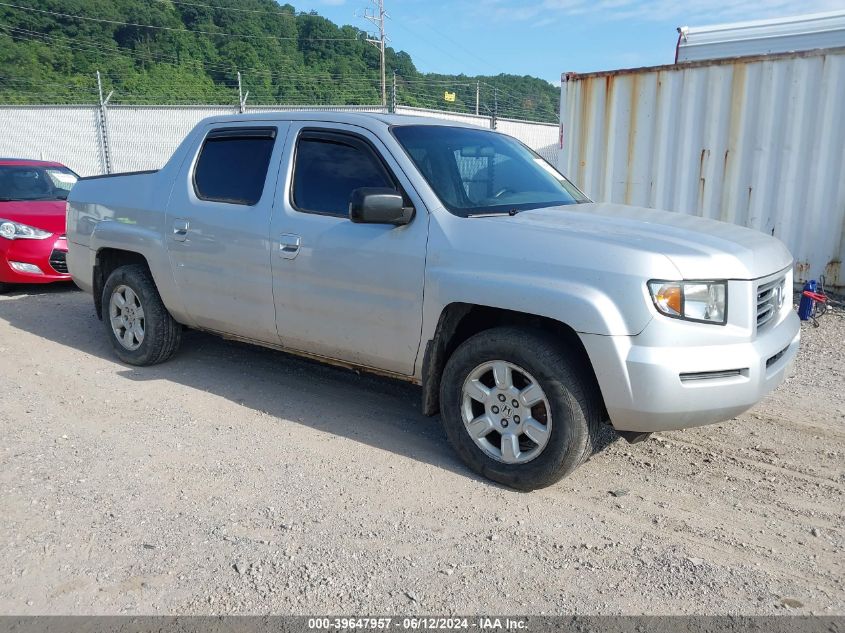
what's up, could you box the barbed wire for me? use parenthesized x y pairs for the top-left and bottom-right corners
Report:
(0, 21), (558, 121)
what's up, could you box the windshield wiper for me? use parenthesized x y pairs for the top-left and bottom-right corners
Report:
(467, 209), (521, 218)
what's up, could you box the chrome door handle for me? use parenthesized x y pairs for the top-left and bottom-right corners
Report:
(279, 233), (301, 259)
(172, 219), (189, 242)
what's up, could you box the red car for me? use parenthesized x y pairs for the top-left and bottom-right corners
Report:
(0, 158), (79, 293)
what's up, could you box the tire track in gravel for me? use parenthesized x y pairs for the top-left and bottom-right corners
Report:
(649, 433), (844, 489)
(522, 483), (836, 593)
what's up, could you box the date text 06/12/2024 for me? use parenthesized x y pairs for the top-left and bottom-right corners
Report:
(306, 617), (529, 630)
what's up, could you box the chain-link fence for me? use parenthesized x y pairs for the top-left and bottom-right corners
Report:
(0, 103), (560, 176)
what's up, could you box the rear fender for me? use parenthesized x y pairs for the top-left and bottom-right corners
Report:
(90, 221), (191, 326)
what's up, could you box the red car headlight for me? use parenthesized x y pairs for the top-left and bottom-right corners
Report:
(0, 219), (52, 240)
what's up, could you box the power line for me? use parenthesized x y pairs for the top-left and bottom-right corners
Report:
(396, 78), (475, 86)
(0, 24), (386, 85)
(0, 10), (555, 118)
(386, 20), (469, 74)
(2, 22), (502, 99)
(155, 0), (297, 17)
(160, 0), (365, 21)
(389, 19), (488, 78)
(418, 23), (495, 77)
(0, 24), (290, 73)
(0, 21), (390, 85)
(0, 2), (363, 41)
(476, 81), (557, 119)
(480, 81), (554, 109)
(380, 18), (557, 119)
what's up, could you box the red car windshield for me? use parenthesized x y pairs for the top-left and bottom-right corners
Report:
(0, 165), (79, 202)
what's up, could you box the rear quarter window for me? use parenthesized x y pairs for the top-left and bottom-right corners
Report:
(193, 128), (276, 206)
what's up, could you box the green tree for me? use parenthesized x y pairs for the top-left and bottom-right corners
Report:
(0, 0), (559, 121)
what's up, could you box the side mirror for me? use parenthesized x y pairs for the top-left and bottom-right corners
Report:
(349, 188), (414, 226)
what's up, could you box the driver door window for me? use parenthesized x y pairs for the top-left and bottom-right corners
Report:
(292, 132), (394, 217)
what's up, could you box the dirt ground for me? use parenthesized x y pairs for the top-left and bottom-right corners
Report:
(0, 284), (842, 616)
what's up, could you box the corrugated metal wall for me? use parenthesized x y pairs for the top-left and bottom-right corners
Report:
(559, 48), (845, 287)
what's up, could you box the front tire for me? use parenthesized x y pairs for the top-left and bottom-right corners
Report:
(102, 264), (181, 366)
(440, 327), (601, 490)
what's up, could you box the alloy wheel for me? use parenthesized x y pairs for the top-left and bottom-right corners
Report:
(460, 360), (552, 464)
(109, 284), (145, 351)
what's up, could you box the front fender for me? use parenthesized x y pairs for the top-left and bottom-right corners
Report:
(427, 268), (647, 336)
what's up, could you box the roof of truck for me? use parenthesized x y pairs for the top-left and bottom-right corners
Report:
(195, 110), (489, 130)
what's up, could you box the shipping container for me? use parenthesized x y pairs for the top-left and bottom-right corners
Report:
(559, 47), (845, 288)
(676, 10), (845, 63)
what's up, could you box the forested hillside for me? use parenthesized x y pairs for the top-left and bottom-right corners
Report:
(0, 0), (559, 122)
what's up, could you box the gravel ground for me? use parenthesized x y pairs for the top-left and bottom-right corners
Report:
(0, 285), (843, 615)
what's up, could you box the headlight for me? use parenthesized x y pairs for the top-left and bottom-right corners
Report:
(648, 280), (727, 325)
(0, 219), (52, 240)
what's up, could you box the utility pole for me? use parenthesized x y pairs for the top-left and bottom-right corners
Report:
(364, 0), (387, 109)
(493, 86), (498, 129)
(475, 81), (480, 116)
(391, 70), (397, 113)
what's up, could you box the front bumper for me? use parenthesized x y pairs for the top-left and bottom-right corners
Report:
(581, 310), (801, 433)
(0, 235), (71, 285)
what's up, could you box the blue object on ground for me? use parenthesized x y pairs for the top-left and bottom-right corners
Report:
(798, 280), (817, 321)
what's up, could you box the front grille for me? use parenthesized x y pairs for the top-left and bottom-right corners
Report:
(49, 249), (68, 274)
(756, 275), (784, 330)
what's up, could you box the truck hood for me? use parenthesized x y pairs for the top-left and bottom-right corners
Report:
(0, 200), (67, 235)
(507, 202), (792, 280)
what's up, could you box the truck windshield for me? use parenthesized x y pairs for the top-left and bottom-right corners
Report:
(0, 165), (79, 202)
(392, 125), (587, 217)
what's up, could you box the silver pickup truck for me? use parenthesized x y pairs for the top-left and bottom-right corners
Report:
(66, 112), (800, 490)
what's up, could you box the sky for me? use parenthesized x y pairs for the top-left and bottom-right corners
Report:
(302, 0), (845, 84)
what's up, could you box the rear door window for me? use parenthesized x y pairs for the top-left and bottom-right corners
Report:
(193, 127), (276, 206)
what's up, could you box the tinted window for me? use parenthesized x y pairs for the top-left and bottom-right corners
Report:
(393, 125), (587, 217)
(293, 134), (393, 216)
(194, 129), (275, 205)
(0, 165), (78, 201)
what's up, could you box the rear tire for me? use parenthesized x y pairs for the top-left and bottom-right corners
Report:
(102, 264), (181, 366)
(440, 327), (601, 490)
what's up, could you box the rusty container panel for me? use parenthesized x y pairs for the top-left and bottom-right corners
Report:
(560, 48), (845, 288)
